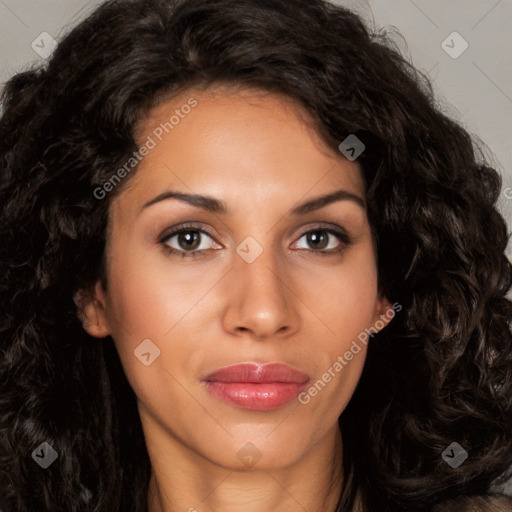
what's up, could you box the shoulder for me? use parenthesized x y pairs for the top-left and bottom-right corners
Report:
(430, 493), (512, 511)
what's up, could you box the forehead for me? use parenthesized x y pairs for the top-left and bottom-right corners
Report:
(115, 86), (365, 212)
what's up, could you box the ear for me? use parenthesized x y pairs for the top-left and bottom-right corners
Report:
(74, 280), (111, 338)
(370, 294), (396, 333)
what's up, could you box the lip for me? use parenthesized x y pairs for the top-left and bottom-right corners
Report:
(201, 362), (310, 411)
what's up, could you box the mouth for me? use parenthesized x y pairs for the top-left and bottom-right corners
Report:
(201, 362), (310, 411)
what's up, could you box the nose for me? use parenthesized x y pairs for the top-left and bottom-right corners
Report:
(221, 244), (301, 341)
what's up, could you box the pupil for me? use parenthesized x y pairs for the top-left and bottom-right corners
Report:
(308, 231), (328, 249)
(179, 231), (200, 250)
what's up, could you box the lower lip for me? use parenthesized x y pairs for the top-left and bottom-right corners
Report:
(204, 382), (308, 411)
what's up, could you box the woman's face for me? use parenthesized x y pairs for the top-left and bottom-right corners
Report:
(82, 86), (392, 470)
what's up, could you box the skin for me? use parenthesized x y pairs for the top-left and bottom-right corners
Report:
(80, 85), (393, 512)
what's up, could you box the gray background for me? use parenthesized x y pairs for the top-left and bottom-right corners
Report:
(1, 0), (511, 496)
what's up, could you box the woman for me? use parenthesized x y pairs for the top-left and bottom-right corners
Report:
(1, 0), (511, 511)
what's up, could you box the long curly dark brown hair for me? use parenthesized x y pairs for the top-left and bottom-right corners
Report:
(1, 0), (511, 511)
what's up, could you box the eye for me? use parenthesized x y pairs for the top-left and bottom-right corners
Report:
(159, 223), (353, 259)
(160, 224), (221, 258)
(292, 226), (352, 254)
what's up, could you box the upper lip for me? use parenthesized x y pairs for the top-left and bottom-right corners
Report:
(202, 362), (310, 384)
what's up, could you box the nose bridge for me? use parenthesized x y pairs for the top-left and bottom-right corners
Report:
(237, 239), (284, 295)
(222, 234), (300, 339)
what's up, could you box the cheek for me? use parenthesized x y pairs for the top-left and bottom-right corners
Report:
(299, 245), (379, 343)
(293, 245), (378, 410)
(102, 243), (218, 391)
(105, 239), (208, 338)
(297, 266), (375, 415)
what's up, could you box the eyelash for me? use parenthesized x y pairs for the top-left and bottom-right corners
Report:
(159, 223), (354, 259)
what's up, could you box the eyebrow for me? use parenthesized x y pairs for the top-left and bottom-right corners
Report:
(141, 188), (365, 215)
